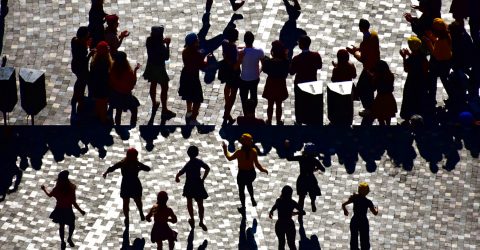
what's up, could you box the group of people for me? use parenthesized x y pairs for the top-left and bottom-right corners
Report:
(41, 133), (379, 250)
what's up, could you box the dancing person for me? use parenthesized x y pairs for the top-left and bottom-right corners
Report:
(342, 182), (379, 250)
(88, 0), (108, 48)
(71, 26), (92, 114)
(104, 14), (129, 55)
(371, 60), (397, 125)
(178, 33), (208, 125)
(175, 145), (210, 231)
(262, 40), (289, 125)
(146, 191), (178, 250)
(285, 141), (325, 212)
(269, 185), (305, 250)
(289, 35), (323, 125)
(222, 133), (268, 215)
(143, 26), (175, 121)
(103, 148), (151, 224)
(109, 51), (140, 126)
(90, 41), (112, 124)
(41, 170), (86, 250)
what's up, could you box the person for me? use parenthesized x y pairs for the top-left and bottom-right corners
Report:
(143, 26), (175, 120)
(289, 35), (323, 124)
(236, 99), (266, 126)
(109, 51), (140, 126)
(71, 26), (92, 114)
(146, 191), (178, 250)
(238, 31), (265, 114)
(175, 145), (210, 231)
(346, 19), (380, 118)
(103, 148), (151, 224)
(90, 41), (112, 124)
(371, 60), (397, 125)
(178, 33), (208, 125)
(205, 0), (245, 13)
(285, 141), (325, 212)
(399, 36), (430, 121)
(342, 182), (379, 250)
(222, 133), (268, 215)
(88, 0), (108, 49)
(269, 185), (305, 250)
(262, 40), (289, 125)
(331, 49), (357, 82)
(41, 170), (86, 250)
(220, 26), (241, 124)
(104, 14), (129, 55)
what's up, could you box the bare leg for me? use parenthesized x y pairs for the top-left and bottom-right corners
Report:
(298, 194), (306, 211)
(246, 182), (256, 206)
(67, 224), (75, 247)
(168, 239), (175, 250)
(310, 194), (317, 212)
(197, 199), (207, 230)
(191, 102), (201, 121)
(275, 100), (283, 124)
(159, 81), (172, 114)
(115, 109), (122, 126)
(133, 197), (145, 221)
(187, 198), (194, 223)
(157, 241), (163, 250)
(266, 99), (274, 124)
(130, 107), (138, 127)
(123, 198), (130, 222)
(59, 223), (65, 244)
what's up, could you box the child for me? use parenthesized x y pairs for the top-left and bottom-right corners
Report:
(146, 191), (178, 250)
(331, 49), (357, 82)
(175, 145), (210, 231)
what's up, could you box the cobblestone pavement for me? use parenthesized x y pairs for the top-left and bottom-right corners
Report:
(0, 0), (479, 250)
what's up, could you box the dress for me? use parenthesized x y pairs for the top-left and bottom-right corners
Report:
(287, 155), (324, 196)
(178, 47), (206, 103)
(371, 74), (397, 120)
(143, 37), (170, 84)
(109, 70), (140, 110)
(262, 57), (289, 102)
(107, 160), (151, 198)
(49, 186), (76, 226)
(400, 53), (428, 120)
(90, 59), (110, 99)
(150, 205), (178, 243)
(179, 158), (209, 200)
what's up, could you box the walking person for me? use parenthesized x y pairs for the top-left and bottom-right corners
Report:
(103, 148), (151, 224)
(41, 170), (86, 250)
(342, 182), (379, 250)
(222, 133), (268, 215)
(146, 191), (178, 250)
(285, 141), (325, 212)
(143, 26), (175, 121)
(71, 26), (93, 115)
(88, 0), (108, 49)
(269, 185), (305, 250)
(262, 40), (290, 125)
(175, 145), (210, 231)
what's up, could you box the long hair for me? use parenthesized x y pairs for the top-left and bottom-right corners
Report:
(110, 51), (133, 80)
(91, 50), (113, 71)
(55, 177), (76, 195)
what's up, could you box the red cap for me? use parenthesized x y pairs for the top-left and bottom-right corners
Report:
(96, 41), (109, 55)
(126, 148), (138, 160)
(106, 14), (119, 26)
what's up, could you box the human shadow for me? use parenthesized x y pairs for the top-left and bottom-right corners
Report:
(279, 0), (306, 60)
(298, 218), (321, 250)
(238, 217), (258, 250)
(0, 0), (8, 56)
(186, 228), (208, 250)
(121, 221), (145, 250)
(139, 125), (216, 151)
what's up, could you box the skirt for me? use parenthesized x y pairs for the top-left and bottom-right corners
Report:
(49, 207), (75, 226)
(296, 174), (321, 196)
(151, 222), (178, 243)
(120, 178), (143, 199)
(109, 91), (140, 111)
(262, 77), (288, 102)
(183, 179), (209, 200)
(236, 169), (256, 186)
(143, 63), (170, 84)
(178, 69), (204, 103)
(371, 93), (397, 120)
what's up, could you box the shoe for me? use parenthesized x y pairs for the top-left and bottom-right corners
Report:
(189, 119), (202, 126)
(232, 13), (244, 21)
(359, 109), (371, 117)
(161, 110), (176, 119)
(199, 222), (208, 231)
(277, 120), (284, 126)
(266, 119), (272, 125)
(251, 198), (257, 207)
(140, 213), (146, 221)
(185, 112), (192, 123)
(237, 207), (246, 215)
(61, 241), (66, 250)
(188, 218), (195, 228)
(223, 114), (235, 125)
(312, 203), (317, 213)
(67, 238), (75, 247)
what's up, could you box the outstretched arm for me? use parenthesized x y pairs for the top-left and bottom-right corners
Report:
(253, 150), (268, 174)
(103, 162), (122, 178)
(40, 185), (53, 197)
(222, 142), (237, 161)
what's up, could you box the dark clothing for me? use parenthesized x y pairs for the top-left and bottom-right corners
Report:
(451, 30), (474, 71)
(420, 0), (442, 18)
(49, 186), (77, 226)
(88, 6), (106, 48)
(50, 207), (75, 226)
(271, 197), (302, 250)
(220, 40), (241, 87)
(237, 169), (256, 186)
(287, 155), (324, 196)
(400, 53), (429, 120)
(71, 38), (89, 74)
(355, 70), (375, 110)
(179, 158), (209, 200)
(90, 59), (110, 99)
(290, 51), (322, 85)
(262, 57), (289, 102)
(149, 205), (177, 243)
(348, 194), (375, 250)
(143, 37), (170, 83)
(239, 78), (260, 111)
(372, 73), (397, 120)
(348, 194), (374, 220)
(237, 116), (266, 126)
(179, 47), (206, 103)
(107, 160), (151, 198)
(332, 63), (357, 82)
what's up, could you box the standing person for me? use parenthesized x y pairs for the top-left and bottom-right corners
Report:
(220, 26), (241, 124)
(331, 49), (357, 82)
(285, 141), (325, 212)
(289, 35), (323, 125)
(222, 133), (268, 215)
(88, 0), (107, 49)
(41, 170), (86, 250)
(143, 26), (175, 120)
(175, 145), (210, 231)
(102, 148), (151, 224)
(146, 191), (178, 250)
(104, 14), (129, 55)
(346, 19), (380, 118)
(238, 31), (265, 114)
(262, 40), (290, 125)
(371, 60), (397, 125)
(269, 185), (305, 250)
(90, 41), (112, 124)
(178, 33), (208, 125)
(399, 36), (429, 122)
(342, 182), (379, 250)
(109, 51), (140, 126)
(205, 0), (245, 13)
(71, 26), (92, 114)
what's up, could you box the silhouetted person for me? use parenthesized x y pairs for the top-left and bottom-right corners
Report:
(269, 185), (305, 250)
(399, 36), (429, 122)
(71, 26), (92, 115)
(205, 0), (245, 13)
(347, 19), (380, 119)
(41, 170), (86, 250)
(88, 0), (108, 48)
(298, 218), (321, 250)
(371, 60), (397, 125)
(331, 49), (357, 82)
(342, 182), (378, 250)
(285, 141), (325, 212)
(238, 217), (258, 250)
(146, 191), (178, 250)
(238, 31), (264, 114)
(90, 41), (112, 124)
(175, 145), (210, 231)
(187, 227), (208, 250)
(262, 40), (289, 125)
(220, 26), (241, 124)
(104, 14), (129, 55)
(222, 133), (268, 215)
(103, 148), (151, 224)
(143, 26), (175, 121)
(236, 99), (266, 126)
(279, 0), (304, 60)
(290, 35), (323, 125)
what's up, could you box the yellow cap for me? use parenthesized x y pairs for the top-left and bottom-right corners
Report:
(240, 133), (253, 145)
(433, 18), (447, 31)
(358, 182), (370, 195)
(407, 36), (422, 51)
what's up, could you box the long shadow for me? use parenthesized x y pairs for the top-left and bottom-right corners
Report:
(139, 125), (215, 151)
(121, 222), (145, 250)
(279, 0), (306, 60)
(186, 228), (208, 250)
(298, 218), (321, 250)
(238, 217), (258, 250)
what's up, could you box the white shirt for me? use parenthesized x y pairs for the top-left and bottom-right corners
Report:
(240, 47), (264, 81)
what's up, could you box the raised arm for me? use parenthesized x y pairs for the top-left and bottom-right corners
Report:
(103, 162), (122, 178)
(222, 142), (238, 161)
